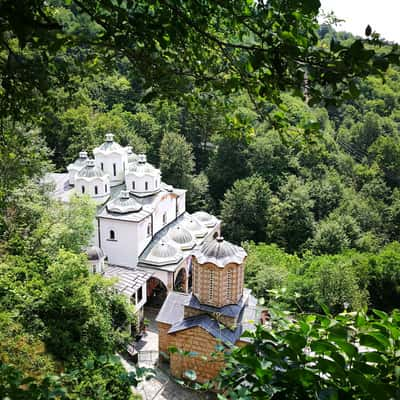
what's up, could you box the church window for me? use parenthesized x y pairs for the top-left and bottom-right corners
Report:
(132, 181), (135, 190)
(147, 223), (151, 237)
(100, 162), (104, 171)
(113, 163), (116, 176)
(94, 185), (98, 195)
(109, 230), (115, 240)
(227, 270), (233, 301)
(145, 181), (148, 190)
(92, 265), (96, 274)
(137, 286), (143, 303)
(208, 270), (215, 301)
(81, 185), (85, 194)
(105, 184), (108, 192)
(162, 212), (167, 225)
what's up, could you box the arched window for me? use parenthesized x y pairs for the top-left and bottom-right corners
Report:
(81, 185), (85, 194)
(109, 230), (115, 240)
(100, 162), (104, 171)
(132, 181), (135, 190)
(105, 184), (108, 193)
(155, 179), (158, 188)
(162, 212), (167, 225)
(145, 181), (148, 190)
(94, 185), (98, 195)
(113, 163), (116, 176)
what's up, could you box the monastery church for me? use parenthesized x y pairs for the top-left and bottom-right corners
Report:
(49, 133), (257, 382)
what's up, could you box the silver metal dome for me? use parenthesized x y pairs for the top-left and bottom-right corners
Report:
(169, 226), (193, 244)
(150, 241), (178, 259)
(182, 216), (207, 238)
(128, 155), (159, 176)
(94, 133), (125, 153)
(106, 190), (143, 214)
(168, 226), (195, 250)
(195, 236), (247, 268)
(192, 211), (217, 227)
(77, 159), (106, 178)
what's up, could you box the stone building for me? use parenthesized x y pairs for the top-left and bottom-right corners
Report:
(156, 236), (257, 383)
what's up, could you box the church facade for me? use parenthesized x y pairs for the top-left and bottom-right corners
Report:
(48, 133), (221, 317)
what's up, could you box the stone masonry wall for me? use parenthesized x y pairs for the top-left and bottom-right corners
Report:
(169, 326), (225, 383)
(192, 260), (244, 308)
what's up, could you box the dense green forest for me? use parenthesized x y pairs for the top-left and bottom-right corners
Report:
(1, 0), (400, 398)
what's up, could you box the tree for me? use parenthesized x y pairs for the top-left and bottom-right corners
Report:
(2, 0), (399, 123)
(244, 242), (300, 301)
(267, 176), (315, 253)
(35, 250), (132, 362)
(219, 307), (400, 400)
(159, 132), (195, 188)
(308, 218), (350, 255)
(221, 175), (271, 243)
(207, 135), (249, 202)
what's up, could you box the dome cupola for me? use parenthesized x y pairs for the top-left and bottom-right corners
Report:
(147, 241), (183, 266)
(126, 146), (138, 164)
(125, 153), (161, 197)
(106, 190), (143, 214)
(93, 133), (128, 187)
(182, 216), (207, 238)
(67, 150), (89, 185)
(192, 236), (247, 308)
(75, 159), (110, 204)
(168, 225), (195, 250)
(192, 211), (217, 228)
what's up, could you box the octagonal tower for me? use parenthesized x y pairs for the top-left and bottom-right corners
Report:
(192, 236), (247, 308)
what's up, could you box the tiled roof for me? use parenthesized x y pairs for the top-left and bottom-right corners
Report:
(103, 265), (152, 297)
(156, 290), (258, 345)
(187, 288), (253, 318)
(195, 237), (247, 268)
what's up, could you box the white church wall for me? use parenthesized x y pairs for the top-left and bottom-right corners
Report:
(99, 218), (139, 268)
(125, 172), (159, 194)
(94, 152), (127, 187)
(153, 193), (178, 235)
(75, 176), (110, 205)
(137, 216), (153, 256)
(177, 193), (186, 217)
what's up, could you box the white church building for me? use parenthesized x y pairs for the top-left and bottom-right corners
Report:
(48, 133), (221, 322)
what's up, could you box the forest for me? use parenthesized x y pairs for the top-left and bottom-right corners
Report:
(1, 1), (400, 399)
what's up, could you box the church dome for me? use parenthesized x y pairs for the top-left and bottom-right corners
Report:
(192, 211), (217, 227)
(168, 226), (195, 250)
(94, 133), (125, 154)
(129, 154), (159, 176)
(169, 226), (193, 244)
(86, 246), (105, 261)
(106, 190), (142, 214)
(150, 241), (178, 259)
(196, 236), (247, 268)
(182, 216), (207, 238)
(68, 151), (88, 169)
(77, 159), (106, 178)
(126, 146), (138, 164)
